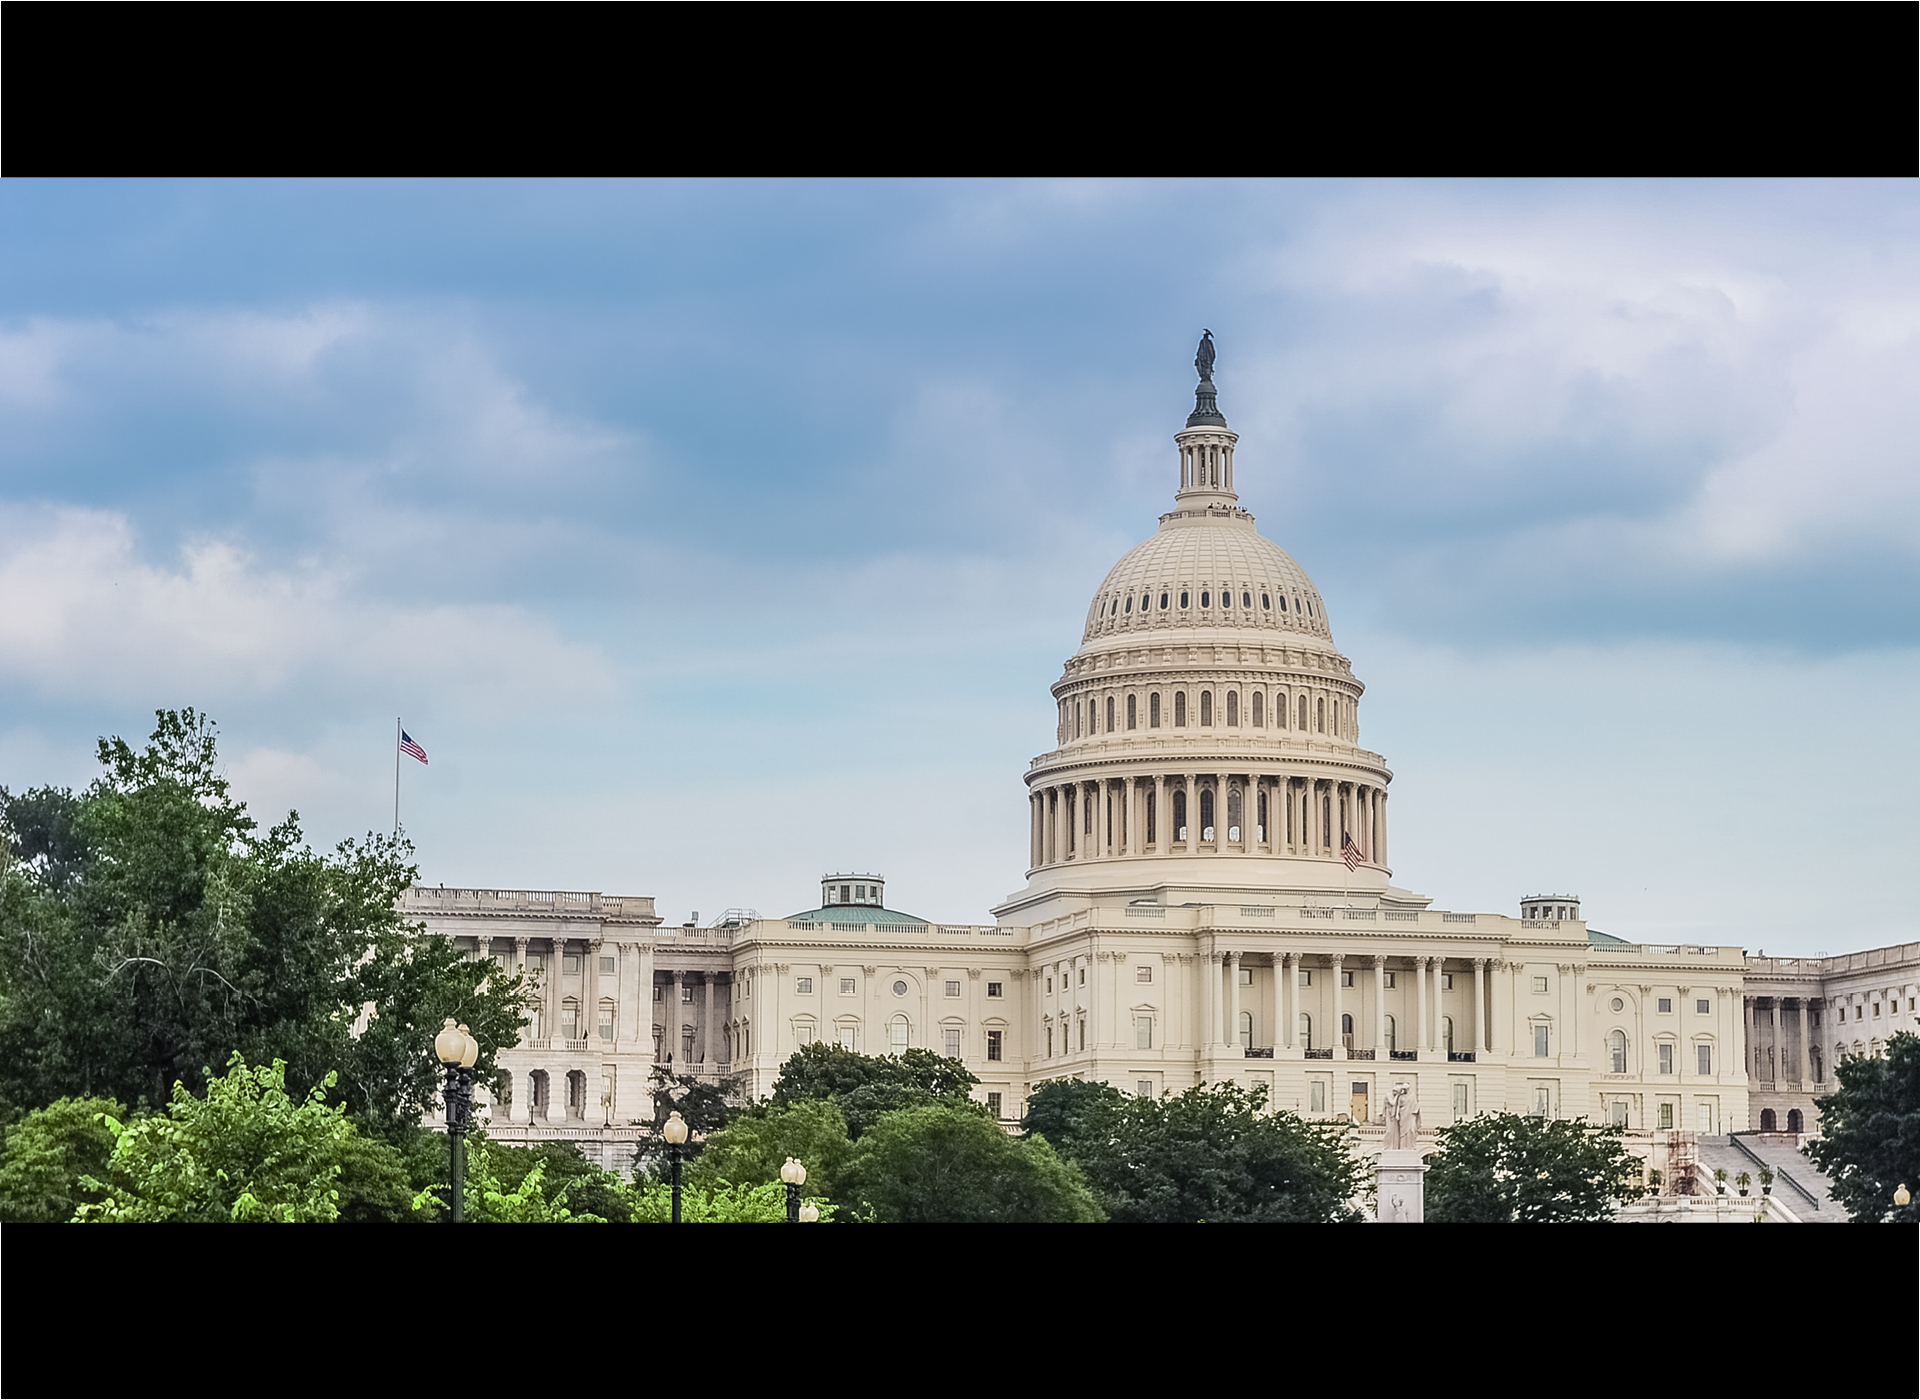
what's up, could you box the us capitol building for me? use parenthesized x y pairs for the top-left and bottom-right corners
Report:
(406, 342), (1917, 1216)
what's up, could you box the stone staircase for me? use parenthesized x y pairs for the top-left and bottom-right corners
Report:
(1695, 1134), (1840, 1220)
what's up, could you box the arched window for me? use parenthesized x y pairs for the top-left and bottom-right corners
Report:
(1238, 1011), (1254, 1049)
(1610, 1029), (1627, 1074)
(1180, 591), (1189, 609)
(1173, 788), (1188, 839)
(1262, 592), (1271, 610)
(1297, 695), (1308, 729)
(1201, 591), (1211, 608)
(1127, 694), (1137, 730)
(1199, 788), (1215, 837)
(1227, 787), (1243, 838)
(1443, 1016), (1455, 1055)
(889, 1016), (910, 1053)
(1175, 692), (1187, 727)
(1159, 591), (1169, 610)
(1299, 1013), (1312, 1049)
(1341, 1013), (1355, 1051)
(1242, 591), (1252, 608)
(1075, 702), (1083, 737)
(1226, 691), (1239, 726)
(1146, 791), (1157, 844)
(1124, 595), (1132, 613)
(1106, 696), (1116, 732)
(1252, 691), (1264, 727)
(1759, 1108), (1777, 1131)
(1316, 697), (1325, 732)
(1788, 1108), (1804, 1133)
(1150, 692), (1161, 728)
(1201, 691), (1213, 726)
(1385, 1014), (1397, 1052)
(1257, 788), (1268, 839)
(1280, 594), (1289, 612)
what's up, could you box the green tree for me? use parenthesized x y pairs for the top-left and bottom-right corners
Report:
(0, 1096), (127, 1223)
(630, 1065), (745, 1180)
(1807, 1032), (1920, 1223)
(1023, 1079), (1364, 1223)
(1423, 1112), (1642, 1222)
(625, 1179), (835, 1223)
(480, 1139), (634, 1222)
(434, 1139), (609, 1223)
(77, 1054), (394, 1223)
(688, 1098), (854, 1202)
(838, 1100), (1103, 1222)
(0, 710), (528, 1131)
(768, 1044), (979, 1138)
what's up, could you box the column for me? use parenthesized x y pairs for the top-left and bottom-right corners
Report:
(1796, 999), (1809, 1084)
(702, 975), (716, 1065)
(666, 970), (682, 1065)
(1377, 791), (1388, 868)
(1742, 997), (1752, 1075)
(1153, 774), (1166, 852)
(1272, 954), (1286, 1051)
(1330, 954), (1345, 1058)
(1416, 956), (1430, 1054)
(1283, 953), (1297, 1048)
(1474, 958), (1487, 1054)
(616, 940), (637, 1048)
(1373, 956), (1388, 1055)
(586, 936), (603, 1049)
(1030, 793), (1041, 868)
(1308, 779), (1321, 855)
(637, 941), (656, 1054)
(1489, 961), (1507, 1055)
(1571, 964), (1585, 1064)
(1228, 951), (1242, 1051)
(547, 938), (566, 1042)
(1432, 957), (1445, 1053)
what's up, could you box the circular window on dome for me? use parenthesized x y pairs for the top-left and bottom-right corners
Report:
(1611, 997), (1625, 1012)
(893, 980), (908, 997)
(1159, 592), (1169, 610)
(1180, 591), (1189, 608)
(1200, 591), (1211, 608)
(1242, 591), (1252, 608)
(1262, 593), (1271, 610)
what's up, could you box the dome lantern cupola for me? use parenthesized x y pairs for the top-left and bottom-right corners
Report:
(1170, 330), (1242, 518)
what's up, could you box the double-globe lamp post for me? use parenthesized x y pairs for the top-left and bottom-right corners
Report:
(433, 1017), (480, 1223)
(781, 1157), (819, 1223)
(657, 1111), (818, 1223)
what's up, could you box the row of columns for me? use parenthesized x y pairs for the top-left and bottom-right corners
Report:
(1030, 774), (1386, 868)
(1743, 996), (1816, 1084)
(1198, 951), (1493, 1057)
(1181, 439), (1234, 491)
(481, 936), (734, 1066)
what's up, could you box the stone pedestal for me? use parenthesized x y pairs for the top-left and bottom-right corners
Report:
(1376, 1149), (1427, 1222)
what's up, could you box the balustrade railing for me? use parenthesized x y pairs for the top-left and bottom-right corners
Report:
(1448, 1051), (1477, 1062)
(1304, 1048), (1333, 1059)
(1243, 1047), (1274, 1058)
(1390, 1050), (1418, 1061)
(1350, 1048), (1376, 1060)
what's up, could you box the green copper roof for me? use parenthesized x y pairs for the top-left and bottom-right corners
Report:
(1587, 928), (1630, 946)
(782, 905), (933, 926)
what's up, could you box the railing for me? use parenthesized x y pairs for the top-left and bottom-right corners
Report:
(1442, 913), (1477, 924)
(1349, 1048), (1376, 1060)
(1521, 919), (1562, 929)
(1304, 1048), (1333, 1059)
(1448, 1051), (1476, 1062)
(1344, 910), (1373, 920)
(1300, 908), (1334, 920)
(1243, 1047), (1274, 1058)
(1125, 905), (1167, 919)
(1239, 906), (1274, 918)
(1383, 911), (1418, 922)
(1728, 1135), (1824, 1212)
(1390, 1050), (1418, 1061)
(564, 1039), (590, 1052)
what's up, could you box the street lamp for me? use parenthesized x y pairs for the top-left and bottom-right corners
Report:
(781, 1156), (807, 1223)
(1896, 1183), (1911, 1209)
(662, 1110), (690, 1224)
(434, 1017), (480, 1223)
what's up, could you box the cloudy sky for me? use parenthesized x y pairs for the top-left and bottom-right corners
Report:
(1, 180), (1915, 953)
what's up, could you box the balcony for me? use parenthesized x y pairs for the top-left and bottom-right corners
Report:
(1304, 1048), (1333, 1060)
(1390, 1050), (1418, 1061)
(1448, 1051), (1477, 1063)
(1349, 1049), (1376, 1061)
(1243, 1047), (1274, 1059)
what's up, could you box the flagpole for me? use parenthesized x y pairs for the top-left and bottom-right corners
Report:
(394, 717), (401, 837)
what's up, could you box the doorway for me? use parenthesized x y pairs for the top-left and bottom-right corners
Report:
(1350, 1082), (1370, 1122)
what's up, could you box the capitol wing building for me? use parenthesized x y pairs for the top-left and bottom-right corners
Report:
(409, 351), (1919, 1209)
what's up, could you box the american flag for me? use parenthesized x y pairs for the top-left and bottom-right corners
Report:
(1341, 831), (1365, 871)
(399, 730), (428, 765)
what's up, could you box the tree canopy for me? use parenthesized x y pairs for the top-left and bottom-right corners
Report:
(768, 1043), (978, 1138)
(1423, 1112), (1642, 1222)
(837, 1100), (1102, 1222)
(1022, 1079), (1364, 1223)
(1807, 1032), (1920, 1223)
(0, 710), (527, 1133)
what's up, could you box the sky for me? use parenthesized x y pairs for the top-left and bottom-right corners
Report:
(0, 179), (1915, 955)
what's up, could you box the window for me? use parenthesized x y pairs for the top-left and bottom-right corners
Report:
(1226, 691), (1238, 726)
(1200, 691), (1213, 726)
(563, 954), (581, 975)
(1239, 967), (1253, 986)
(1127, 694), (1137, 729)
(1443, 1016), (1454, 1054)
(1200, 788), (1215, 835)
(1077, 1019), (1086, 1051)
(944, 1028), (962, 1057)
(599, 955), (616, 974)
(797, 977), (813, 994)
(986, 1029), (1003, 1061)
(1297, 695), (1308, 729)
(1136, 1016), (1153, 1049)
(840, 884), (851, 902)
(986, 1092), (1003, 1118)
(1697, 1103), (1715, 1133)
(987, 982), (1003, 998)
(561, 1002), (579, 1040)
(1696, 998), (1710, 1015)
(1252, 691), (1264, 727)
(1046, 977), (1053, 994)
(1238, 1011), (1253, 1048)
(1341, 1013), (1354, 1050)
(1150, 693), (1161, 728)
(1310, 1079), (1326, 1113)
(892, 979), (908, 997)
(1533, 1024), (1550, 1057)
(945, 980), (961, 998)
(840, 978), (856, 995)
(1658, 1043), (1674, 1074)
(1658, 1102), (1674, 1130)
(1532, 1087), (1551, 1117)
(1201, 591), (1211, 608)
(653, 984), (663, 1002)
(1383, 972), (1396, 989)
(1175, 692), (1187, 727)
(1180, 591), (1189, 608)
(1079, 967), (1086, 986)
(1242, 591), (1252, 608)
(1316, 697), (1324, 732)
(1610, 1100), (1629, 1127)
(1298, 969), (1312, 987)
(682, 1026), (696, 1058)
(1262, 592), (1271, 610)
(1452, 1082), (1469, 1122)
(1046, 1026), (1053, 1056)
(1136, 965), (1152, 983)
(835, 1024), (858, 1052)
(1299, 1013), (1312, 1049)
(1280, 594), (1289, 612)
(1658, 997), (1672, 1013)
(889, 1016), (910, 1052)
(1106, 696), (1116, 732)
(1532, 975), (1549, 994)
(598, 1004), (615, 1041)
(1173, 788), (1188, 837)
(1385, 1014), (1396, 1051)
(1137, 1080), (1154, 1097)
(1610, 996), (1624, 1012)
(1697, 1044), (1712, 1075)
(682, 984), (695, 1003)
(1341, 970), (1355, 988)
(1443, 973), (1454, 990)
(1610, 1030), (1627, 1074)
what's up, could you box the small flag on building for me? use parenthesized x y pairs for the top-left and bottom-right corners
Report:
(1341, 831), (1365, 871)
(399, 730), (429, 765)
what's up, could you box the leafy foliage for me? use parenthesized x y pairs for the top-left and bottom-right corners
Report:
(0, 710), (527, 1131)
(768, 1044), (979, 1139)
(1022, 1079), (1364, 1223)
(688, 1098), (854, 1202)
(1423, 1112), (1642, 1222)
(1807, 1032), (1920, 1222)
(480, 1139), (635, 1222)
(77, 1055), (388, 1223)
(626, 1179), (835, 1223)
(629, 1065), (745, 1179)
(0, 1096), (127, 1222)
(838, 1100), (1102, 1223)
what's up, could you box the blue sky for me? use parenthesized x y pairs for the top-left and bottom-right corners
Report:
(1, 179), (1915, 953)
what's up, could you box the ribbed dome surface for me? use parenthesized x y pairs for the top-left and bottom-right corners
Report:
(1080, 516), (1332, 648)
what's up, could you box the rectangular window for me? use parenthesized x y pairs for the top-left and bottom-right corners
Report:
(1342, 970), (1355, 988)
(1532, 975), (1549, 994)
(796, 977), (813, 994)
(1298, 970), (1312, 987)
(598, 1006), (615, 1040)
(1532, 1087), (1550, 1117)
(987, 982), (1003, 998)
(1658, 1043), (1674, 1074)
(1698, 1044), (1712, 1075)
(1698, 1103), (1716, 1133)
(1077, 1020), (1086, 1051)
(653, 985), (663, 1001)
(986, 1030), (1003, 1062)
(944, 1028), (962, 1058)
(1136, 965), (1152, 983)
(1078, 968), (1086, 985)
(1442, 974), (1454, 990)
(600, 956), (616, 974)
(839, 978), (856, 995)
(1136, 1080), (1154, 1098)
(1534, 1024), (1550, 1057)
(682, 985), (695, 1003)
(986, 1091), (1003, 1119)
(945, 980), (961, 998)
(1383, 972), (1396, 988)
(1136, 1016), (1153, 1049)
(1696, 998), (1710, 1015)
(1239, 968), (1253, 986)
(563, 954), (582, 975)
(1452, 1082), (1469, 1122)
(1046, 977), (1053, 994)
(1658, 997), (1673, 1013)
(1310, 1080), (1326, 1113)
(1658, 1101), (1675, 1130)
(561, 1006), (578, 1039)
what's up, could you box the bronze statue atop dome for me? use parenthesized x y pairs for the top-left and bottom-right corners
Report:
(1195, 329), (1216, 383)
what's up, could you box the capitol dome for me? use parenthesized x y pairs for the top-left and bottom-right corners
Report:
(997, 335), (1398, 920)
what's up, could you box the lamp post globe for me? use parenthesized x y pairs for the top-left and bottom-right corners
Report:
(1896, 1183), (1911, 1208)
(662, 1110), (690, 1224)
(433, 1017), (478, 1224)
(435, 1017), (466, 1065)
(781, 1157), (808, 1222)
(798, 1202), (819, 1223)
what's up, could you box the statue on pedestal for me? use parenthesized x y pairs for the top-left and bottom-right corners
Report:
(1382, 1081), (1422, 1151)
